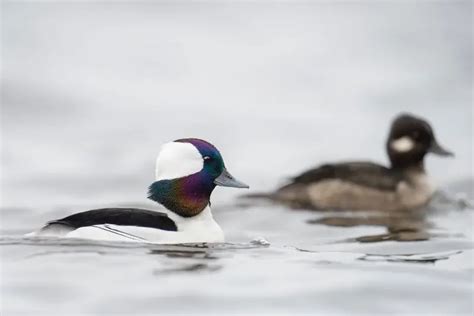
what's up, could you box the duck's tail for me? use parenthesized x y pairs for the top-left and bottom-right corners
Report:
(25, 221), (74, 238)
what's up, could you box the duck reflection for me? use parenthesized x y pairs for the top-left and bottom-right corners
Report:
(308, 208), (431, 242)
(148, 245), (222, 274)
(147, 243), (268, 275)
(149, 246), (219, 260)
(306, 189), (472, 243)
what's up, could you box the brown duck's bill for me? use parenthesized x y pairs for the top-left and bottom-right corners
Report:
(214, 168), (249, 189)
(429, 140), (454, 157)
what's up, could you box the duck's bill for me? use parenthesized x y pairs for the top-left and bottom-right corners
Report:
(429, 141), (454, 157)
(214, 169), (249, 189)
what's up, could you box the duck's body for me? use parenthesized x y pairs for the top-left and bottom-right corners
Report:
(33, 208), (178, 240)
(276, 162), (435, 212)
(29, 138), (248, 243)
(32, 206), (223, 243)
(270, 114), (453, 212)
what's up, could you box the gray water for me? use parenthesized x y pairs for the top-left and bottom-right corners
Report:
(1, 2), (473, 315)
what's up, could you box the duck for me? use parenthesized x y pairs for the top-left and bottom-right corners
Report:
(28, 138), (249, 243)
(263, 114), (454, 212)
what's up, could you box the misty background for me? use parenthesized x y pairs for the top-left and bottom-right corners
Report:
(1, 2), (472, 209)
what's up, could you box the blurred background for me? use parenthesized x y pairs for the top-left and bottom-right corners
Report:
(2, 1), (472, 211)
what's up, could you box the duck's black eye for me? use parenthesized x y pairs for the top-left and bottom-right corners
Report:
(412, 131), (420, 140)
(204, 156), (212, 161)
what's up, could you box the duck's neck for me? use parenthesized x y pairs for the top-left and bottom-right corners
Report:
(390, 160), (425, 173)
(388, 148), (427, 172)
(148, 173), (216, 218)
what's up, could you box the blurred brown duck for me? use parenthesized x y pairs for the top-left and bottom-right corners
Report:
(262, 114), (454, 212)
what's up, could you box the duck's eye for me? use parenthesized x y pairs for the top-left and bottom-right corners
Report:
(204, 156), (212, 161)
(412, 131), (420, 139)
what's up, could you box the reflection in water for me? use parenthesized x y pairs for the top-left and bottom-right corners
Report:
(1, 239), (269, 275)
(24, 249), (111, 259)
(147, 242), (270, 274)
(308, 209), (432, 243)
(359, 250), (463, 264)
(149, 248), (219, 260)
(306, 191), (473, 243)
(153, 263), (222, 274)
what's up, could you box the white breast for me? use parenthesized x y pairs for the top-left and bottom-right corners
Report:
(396, 171), (435, 210)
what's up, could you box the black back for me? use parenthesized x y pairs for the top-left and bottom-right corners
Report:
(285, 162), (404, 191)
(48, 208), (178, 232)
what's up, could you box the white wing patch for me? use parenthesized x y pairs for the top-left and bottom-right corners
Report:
(155, 142), (203, 180)
(391, 136), (415, 153)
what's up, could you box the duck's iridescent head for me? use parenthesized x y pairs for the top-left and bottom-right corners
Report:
(148, 138), (248, 217)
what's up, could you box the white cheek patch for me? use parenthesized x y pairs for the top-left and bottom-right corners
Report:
(155, 142), (203, 180)
(391, 136), (415, 153)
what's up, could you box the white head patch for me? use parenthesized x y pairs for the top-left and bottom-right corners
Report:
(155, 142), (203, 180)
(391, 136), (415, 153)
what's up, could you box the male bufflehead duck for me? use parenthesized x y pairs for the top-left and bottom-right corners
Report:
(270, 114), (454, 212)
(29, 138), (249, 243)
